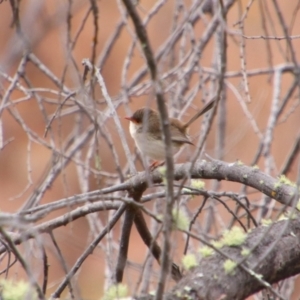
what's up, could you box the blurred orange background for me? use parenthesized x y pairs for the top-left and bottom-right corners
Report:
(0, 0), (299, 299)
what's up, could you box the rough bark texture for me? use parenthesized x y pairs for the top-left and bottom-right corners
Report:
(134, 218), (300, 300)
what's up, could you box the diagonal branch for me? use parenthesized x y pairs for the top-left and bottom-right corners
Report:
(2, 158), (296, 256)
(133, 218), (300, 300)
(51, 203), (126, 298)
(115, 205), (136, 283)
(134, 208), (182, 282)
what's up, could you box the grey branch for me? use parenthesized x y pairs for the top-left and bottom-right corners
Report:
(134, 218), (300, 300)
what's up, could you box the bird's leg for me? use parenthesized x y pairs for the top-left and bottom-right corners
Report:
(150, 160), (165, 171)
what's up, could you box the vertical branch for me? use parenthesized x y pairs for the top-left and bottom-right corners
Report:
(121, 1), (176, 298)
(89, 0), (99, 66)
(199, 0), (228, 234)
(114, 205), (136, 283)
(272, 0), (298, 65)
(82, 59), (136, 175)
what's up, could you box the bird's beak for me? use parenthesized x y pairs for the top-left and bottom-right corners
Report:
(125, 116), (138, 123)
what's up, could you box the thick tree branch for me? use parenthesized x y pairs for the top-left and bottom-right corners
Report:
(134, 218), (300, 300)
(3, 158), (296, 256)
(119, 0), (175, 297)
(115, 205), (136, 283)
(125, 158), (296, 208)
(134, 208), (182, 282)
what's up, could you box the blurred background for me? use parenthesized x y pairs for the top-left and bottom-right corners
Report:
(0, 0), (299, 299)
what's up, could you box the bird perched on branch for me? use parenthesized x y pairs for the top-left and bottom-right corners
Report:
(125, 97), (216, 164)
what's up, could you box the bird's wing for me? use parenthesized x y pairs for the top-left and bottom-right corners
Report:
(169, 119), (193, 145)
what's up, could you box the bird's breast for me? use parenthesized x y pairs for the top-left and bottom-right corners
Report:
(129, 122), (182, 160)
(129, 121), (138, 138)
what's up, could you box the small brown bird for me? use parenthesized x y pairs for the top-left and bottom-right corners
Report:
(125, 97), (216, 161)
